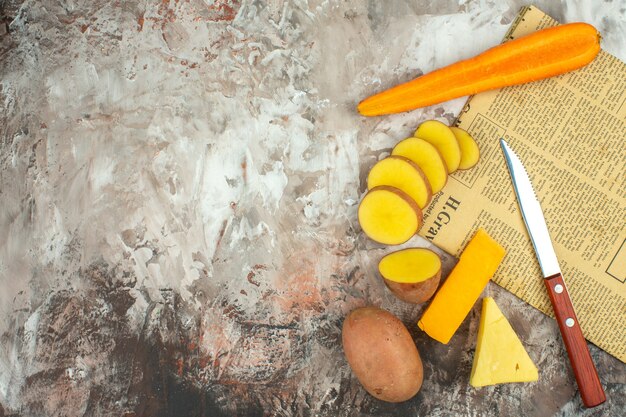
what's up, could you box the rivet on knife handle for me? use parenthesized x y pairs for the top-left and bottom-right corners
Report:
(544, 273), (606, 408)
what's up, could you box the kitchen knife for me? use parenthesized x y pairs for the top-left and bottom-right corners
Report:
(500, 139), (606, 408)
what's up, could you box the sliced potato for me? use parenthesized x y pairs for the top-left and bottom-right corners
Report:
(414, 120), (461, 173)
(392, 137), (448, 194)
(450, 126), (480, 170)
(367, 156), (433, 209)
(379, 248), (442, 284)
(379, 248), (442, 304)
(358, 186), (423, 245)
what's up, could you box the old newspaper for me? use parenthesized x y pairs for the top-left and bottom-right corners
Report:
(418, 6), (626, 363)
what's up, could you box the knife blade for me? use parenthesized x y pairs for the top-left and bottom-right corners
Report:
(500, 139), (606, 408)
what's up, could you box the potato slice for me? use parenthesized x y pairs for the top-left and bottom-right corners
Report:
(367, 156), (433, 209)
(414, 120), (461, 173)
(358, 186), (423, 245)
(450, 127), (480, 170)
(379, 248), (442, 304)
(392, 137), (448, 194)
(379, 248), (441, 284)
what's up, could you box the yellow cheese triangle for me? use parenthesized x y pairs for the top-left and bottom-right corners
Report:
(470, 297), (538, 387)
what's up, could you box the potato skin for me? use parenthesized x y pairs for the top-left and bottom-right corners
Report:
(342, 307), (423, 402)
(383, 270), (441, 304)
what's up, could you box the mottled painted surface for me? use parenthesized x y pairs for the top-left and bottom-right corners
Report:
(0, 0), (624, 416)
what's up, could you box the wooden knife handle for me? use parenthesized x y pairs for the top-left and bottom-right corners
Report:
(544, 273), (606, 408)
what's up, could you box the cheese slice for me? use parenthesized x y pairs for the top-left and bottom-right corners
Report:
(418, 228), (505, 344)
(470, 297), (539, 387)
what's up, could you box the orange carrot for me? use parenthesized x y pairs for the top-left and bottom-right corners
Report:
(358, 23), (601, 116)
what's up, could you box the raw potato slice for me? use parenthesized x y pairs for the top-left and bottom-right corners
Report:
(379, 248), (441, 284)
(450, 127), (480, 170)
(414, 120), (461, 173)
(418, 229), (506, 344)
(379, 248), (442, 304)
(470, 297), (538, 387)
(358, 186), (423, 245)
(367, 156), (433, 209)
(392, 138), (448, 194)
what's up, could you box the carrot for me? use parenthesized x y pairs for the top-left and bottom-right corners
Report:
(358, 23), (601, 116)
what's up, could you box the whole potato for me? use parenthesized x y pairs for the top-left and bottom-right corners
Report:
(342, 307), (423, 402)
